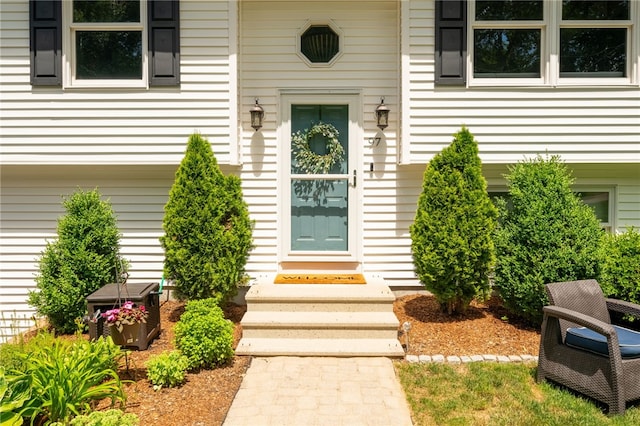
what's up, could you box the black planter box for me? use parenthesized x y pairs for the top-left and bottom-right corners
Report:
(87, 282), (161, 350)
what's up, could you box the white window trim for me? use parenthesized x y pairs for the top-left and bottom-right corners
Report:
(468, 0), (639, 88)
(62, 0), (148, 89)
(574, 186), (616, 231)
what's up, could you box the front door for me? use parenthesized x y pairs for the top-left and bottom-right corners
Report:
(282, 94), (360, 262)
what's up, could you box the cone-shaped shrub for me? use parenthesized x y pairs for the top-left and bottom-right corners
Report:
(28, 189), (127, 334)
(494, 155), (603, 325)
(161, 133), (253, 302)
(410, 127), (498, 314)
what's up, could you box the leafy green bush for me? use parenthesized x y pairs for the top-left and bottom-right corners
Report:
(1, 368), (31, 426)
(494, 156), (603, 325)
(146, 350), (190, 390)
(28, 188), (128, 334)
(4, 332), (126, 425)
(599, 227), (640, 309)
(410, 127), (498, 314)
(52, 409), (139, 426)
(174, 298), (234, 369)
(161, 133), (253, 303)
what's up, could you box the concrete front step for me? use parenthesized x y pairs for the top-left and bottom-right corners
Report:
(241, 311), (400, 339)
(237, 282), (405, 357)
(236, 337), (405, 357)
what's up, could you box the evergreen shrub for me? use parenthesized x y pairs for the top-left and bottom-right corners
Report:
(28, 189), (128, 334)
(599, 227), (640, 310)
(494, 155), (603, 325)
(410, 127), (498, 314)
(161, 133), (253, 302)
(174, 298), (234, 369)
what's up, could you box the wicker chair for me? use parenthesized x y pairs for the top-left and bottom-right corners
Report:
(537, 279), (640, 415)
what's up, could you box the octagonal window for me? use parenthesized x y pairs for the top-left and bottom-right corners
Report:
(300, 25), (340, 64)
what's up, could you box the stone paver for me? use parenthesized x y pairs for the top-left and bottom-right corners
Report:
(223, 357), (413, 426)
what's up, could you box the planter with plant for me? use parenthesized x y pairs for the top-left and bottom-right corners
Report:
(101, 301), (149, 346)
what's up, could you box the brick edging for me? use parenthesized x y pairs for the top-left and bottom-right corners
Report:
(404, 354), (538, 364)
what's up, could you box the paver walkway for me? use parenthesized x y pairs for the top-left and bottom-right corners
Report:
(223, 357), (413, 426)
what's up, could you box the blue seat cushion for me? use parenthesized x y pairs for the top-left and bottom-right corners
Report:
(566, 325), (640, 359)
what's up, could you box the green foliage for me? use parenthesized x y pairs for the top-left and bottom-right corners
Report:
(161, 133), (253, 303)
(410, 127), (498, 314)
(28, 188), (128, 334)
(145, 350), (190, 390)
(57, 409), (139, 426)
(174, 298), (234, 370)
(4, 331), (126, 425)
(494, 156), (603, 325)
(1, 368), (31, 426)
(599, 228), (640, 309)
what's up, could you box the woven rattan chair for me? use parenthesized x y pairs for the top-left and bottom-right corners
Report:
(537, 279), (640, 415)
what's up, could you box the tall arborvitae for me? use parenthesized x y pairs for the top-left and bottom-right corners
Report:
(161, 133), (253, 303)
(410, 127), (498, 314)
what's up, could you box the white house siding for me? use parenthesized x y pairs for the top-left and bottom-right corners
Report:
(402, 0), (640, 165)
(0, 0), (237, 165)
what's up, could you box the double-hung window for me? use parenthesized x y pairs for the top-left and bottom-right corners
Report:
(30, 0), (180, 88)
(458, 0), (636, 86)
(67, 0), (145, 87)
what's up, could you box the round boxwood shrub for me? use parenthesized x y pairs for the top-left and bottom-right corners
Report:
(494, 155), (603, 325)
(410, 127), (498, 314)
(161, 133), (253, 303)
(174, 298), (234, 370)
(28, 188), (128, 334)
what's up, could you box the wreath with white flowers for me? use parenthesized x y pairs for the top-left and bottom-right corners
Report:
(292, 122), (345, 174)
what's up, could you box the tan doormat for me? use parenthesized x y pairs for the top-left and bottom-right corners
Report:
(274, 274), (367, 284)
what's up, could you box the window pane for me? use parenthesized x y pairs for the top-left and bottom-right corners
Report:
(579, 192), (609, 223)
(476, 1), (543, 20)
(74, 0), (140, 23)
(76, 31), (142, 79)
(562, 1), (629, 20)
(560, 28), (626, 77)
(474, 29), (541, 77)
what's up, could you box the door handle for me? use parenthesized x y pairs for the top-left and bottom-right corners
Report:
(352, 169), (357, 187)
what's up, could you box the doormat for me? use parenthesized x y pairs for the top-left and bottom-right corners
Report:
(274, 274), (366, 284)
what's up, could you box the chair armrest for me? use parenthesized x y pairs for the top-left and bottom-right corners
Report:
(606, 298), (640, 320)
(542, 305), (617, 338)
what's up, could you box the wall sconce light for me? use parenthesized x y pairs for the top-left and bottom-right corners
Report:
(375, 97), (390, 131)
(250, 98), (264, 131)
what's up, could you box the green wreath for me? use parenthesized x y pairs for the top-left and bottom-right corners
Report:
(292, 122), (345, 174)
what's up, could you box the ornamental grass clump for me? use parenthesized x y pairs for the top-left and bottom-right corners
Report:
(410, 127), (498, 314)
(174, 298), (234, 370)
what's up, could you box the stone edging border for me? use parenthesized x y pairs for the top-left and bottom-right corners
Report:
(404, 354), (539, 364)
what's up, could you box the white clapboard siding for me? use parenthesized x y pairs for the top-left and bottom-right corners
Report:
(0, 0), (237, 165)
(402, 0), (640, 165)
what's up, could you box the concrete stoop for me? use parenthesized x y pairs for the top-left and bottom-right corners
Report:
(236, 282), (405, 357)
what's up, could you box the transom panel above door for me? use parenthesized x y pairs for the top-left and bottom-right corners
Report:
(280, 93), (362, 263)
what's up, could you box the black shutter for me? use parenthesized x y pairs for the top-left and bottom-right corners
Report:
(435, 0), (467, 85)
(29, 0), (62, 86)
(148, 0), (180, 86)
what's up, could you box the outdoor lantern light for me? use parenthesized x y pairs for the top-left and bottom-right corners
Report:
(375, 97), (390, 131)
(250, 98), (264, 131)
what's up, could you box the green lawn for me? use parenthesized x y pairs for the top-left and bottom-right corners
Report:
(395, 361), (640, 426)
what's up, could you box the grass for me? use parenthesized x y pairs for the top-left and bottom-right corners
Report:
(395, 361), (640, 426)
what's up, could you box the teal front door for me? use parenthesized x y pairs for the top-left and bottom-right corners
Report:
(290, 104), (349, 252)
